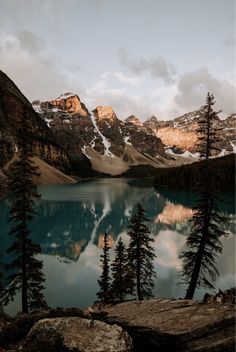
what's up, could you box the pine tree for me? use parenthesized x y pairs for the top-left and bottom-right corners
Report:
(127, 203), (156, 301)
(3, 110), (47, 313)
(179, 93), (228, 299)
(111, 238), (132, 302)
(97, 232), (111, 304)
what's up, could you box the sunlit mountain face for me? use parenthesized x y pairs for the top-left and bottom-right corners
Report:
(0, 178), (235, 314)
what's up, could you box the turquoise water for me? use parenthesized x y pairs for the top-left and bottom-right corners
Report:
(0, 178), (235, 314)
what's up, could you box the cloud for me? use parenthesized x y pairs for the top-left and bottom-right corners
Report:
(113, 72), (143, 87)
(118, 47), (175, 83)
(17, 30), (44, 53)
(174, 67), (236, 115)
(154, 230), (186, 270)
(1, 29), (234, 121)
(98, 70), (143, 87)
(0, 30), (83, 102)
(85, 75), (158, 119)
(223, 35), (236, 47)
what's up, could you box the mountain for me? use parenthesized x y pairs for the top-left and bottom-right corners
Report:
(0, 70), (70, 174)
(2, 69), (234, 178)
(33, 94), (171, 175)
(144, 111), (236, 156)
(33, 92), (235, 176)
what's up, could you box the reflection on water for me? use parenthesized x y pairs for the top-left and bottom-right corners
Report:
(156, 203), (195, 224)
(0, 178), (235, 315)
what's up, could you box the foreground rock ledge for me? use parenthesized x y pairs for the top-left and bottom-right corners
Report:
(91, 299), (235, 352)
(23, 317), (133, 352)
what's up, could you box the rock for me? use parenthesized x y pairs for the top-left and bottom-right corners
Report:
(34, 96), (167, 174)
(23, 317), (133, 352)
(124, 115), (143, 127)
(0, 70), (70, 173)
(203, 288), (236, 304)
(46, 93), (90, 116)
(92, 299), (235, 352)
(143, 110), (236, 155)
(93, 106), (116, 120)
(0, 307), (86, 349)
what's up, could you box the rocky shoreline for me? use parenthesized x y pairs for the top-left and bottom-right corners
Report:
(0, 298), (235, 352)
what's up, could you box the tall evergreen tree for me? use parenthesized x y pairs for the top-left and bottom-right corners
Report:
(111, 238), (131, 302)
(128, 203), (156, 301)
(3, 110), (47, 313)
(97, 232), (111, 304)
(179, 93), (228, 299)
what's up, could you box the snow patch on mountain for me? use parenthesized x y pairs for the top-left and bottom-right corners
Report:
(90, 113), (114, 157)
(181, 150), (200, 159)
(165, 148), (200, 159)
(57, 92), (76, 100)
(217, 149), (228, 157)
(124, 136), (132, 145)
(230, 141), (236, 153)
(90, 136), (96, 148)
(32, 101), (42, 113)
(81, 146), (92, 159)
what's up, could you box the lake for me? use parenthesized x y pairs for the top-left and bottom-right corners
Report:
(0, 178), (235, 315)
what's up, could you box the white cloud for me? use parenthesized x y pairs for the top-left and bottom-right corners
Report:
(174, 67), (236, 115)
(85, 77), (158, 119)
(118, 46), (175, 83)
(0, 30), (83, 102)
(1, 28), (234, 121)
(154, 230), (186, 270)
(84, 72), (178, 120)
(113, 72), (143, 86)
(17, 30), (44, 54)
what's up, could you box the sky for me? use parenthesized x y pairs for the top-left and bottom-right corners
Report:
(0, 0), (235, 120)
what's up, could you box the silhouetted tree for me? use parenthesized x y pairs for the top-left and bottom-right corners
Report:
(128, 203), (156, 300)
(3, 111), (47, 313)
(111, 238), (132, 302)
(179, 93), (228, 299)
(97, 232), (111, 304)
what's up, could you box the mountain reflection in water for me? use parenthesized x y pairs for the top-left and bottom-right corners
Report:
(0, 178), (235, 315)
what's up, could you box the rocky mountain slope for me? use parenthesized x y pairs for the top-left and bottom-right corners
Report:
(2, 154), (76, 185)
(144, 111), (236, 156)
(0, 70), (70, 174)
(33, 94), (171, 175)
(1, 69), (234, 178)
(33, 92), (235, 176)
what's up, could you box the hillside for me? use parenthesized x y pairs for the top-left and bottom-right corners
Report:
(0, 70), (70, 173)
(153, 154), (235, 191)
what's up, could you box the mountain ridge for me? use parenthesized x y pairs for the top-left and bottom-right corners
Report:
(1, 68), (235, 178)
(33, 92), (235, 171)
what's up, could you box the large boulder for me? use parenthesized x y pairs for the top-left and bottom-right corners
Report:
(0, 307), (86, 348)
(92, 299), (235, 352)
(23, 317), (133, 352)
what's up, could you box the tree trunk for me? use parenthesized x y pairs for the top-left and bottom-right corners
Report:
(185, 226), (208, 300)
(185, 250), (204, 299)
(22, 233), (28, 313)
(136, 256), (142, 301)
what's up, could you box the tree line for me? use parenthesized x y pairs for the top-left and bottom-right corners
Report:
(0, 93), (229, 313)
